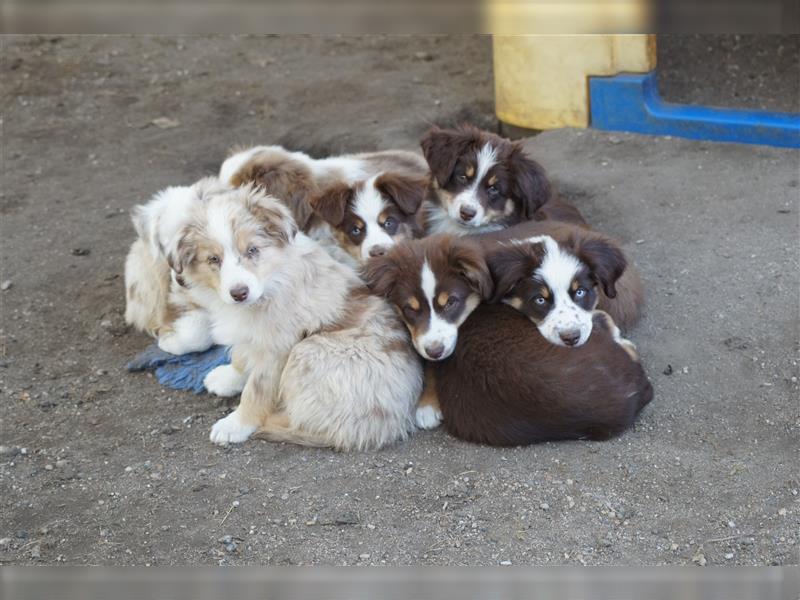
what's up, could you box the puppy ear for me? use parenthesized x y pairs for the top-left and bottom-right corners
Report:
(248, 160), (318, 231)
(449, 239), (493, 300)
(572, 235), (627, 298)
(245, 191), (297, 245)
(420, 126), (465, 187)
(485, 242), (545, 303)
(361, 254), (400, 297)
(165, 225), (197, 275)
(308, 183), (352, 227)
(509, 144), (552, 219)
(375, 172), (429, 215)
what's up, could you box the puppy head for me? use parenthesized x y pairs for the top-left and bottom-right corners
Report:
(220, 146), (317, 230)
(363, 235), (491, 361)
(487, 233), (626, 347)
(168, 183), (297, 306)
(420, 125), (551, 230)
(309, 172), (428, 262)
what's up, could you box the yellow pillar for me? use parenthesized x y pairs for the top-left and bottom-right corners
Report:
(492, 33), (656, 130)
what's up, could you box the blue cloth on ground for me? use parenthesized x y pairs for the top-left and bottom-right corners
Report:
(126, 344), (231, 394)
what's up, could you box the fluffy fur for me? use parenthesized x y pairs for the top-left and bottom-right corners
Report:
(434, 304), (653, 446)
(124, 182), (224, 356)
(168, 182), (423, 450)
(478, 220), (645, 332)
(420, 125), (556, 235)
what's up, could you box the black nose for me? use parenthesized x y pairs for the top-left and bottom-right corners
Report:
(559, 329), (581, 346)
(459, 206), (477, 222)
(369, 245), (387, 257)
(230, 285), (249, 303)
(425, 342), (445, 360)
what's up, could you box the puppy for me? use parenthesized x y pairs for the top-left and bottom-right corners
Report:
(219, 145), (428, 232)
(168, 181), (423, 450)
(480, 221), (644, 333)
(124, 182), (219, 355)
(363, 235), (493, 429)
(308, 172), (428, 264)
(420, 125), (567, 235)
(435, 303), (653, 446)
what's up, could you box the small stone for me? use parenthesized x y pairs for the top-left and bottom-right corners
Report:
(151, 117), (180, 129)
(232, 500), (240, 508)
(635, 239), (645, 244)
(539, 502), (549, 510)
(0, 280), (11, 291)
(692, 552), (707, 566)
(663, 365), (673, 376)
(71, 248), (91, 256)
(280, 493), (289, 500)
(359, 553), (371, 560)
(724, 552), (734, 560)
(124, 466), (133, 473)
(413, 51), (433, 61)
(778, 508), (787, 516)
(0, 445), (20, 457)
(44, 464), (53, 471)
(0, 538), (10, 548)
(30, 544), (41, 559)
(499, 560), (512, 566)
(20, 448), (28, 455)
(670, 543), (679, 551)
(160, 425), (179, 435)
(366, 524), (376, 530)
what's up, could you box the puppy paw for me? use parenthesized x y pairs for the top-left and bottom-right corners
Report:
(157, 333), (192, 356)
(415, 405), (442, 430)
(204, 365), (246, 397)
(210, 410), (257, 445)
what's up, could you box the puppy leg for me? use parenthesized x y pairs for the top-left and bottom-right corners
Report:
(595, 310), (639, 361)
(415, 364), (442, 430)
(210, 354), (286, 445)
(157, 309), (214, 355)
(204, 347), (249, 397)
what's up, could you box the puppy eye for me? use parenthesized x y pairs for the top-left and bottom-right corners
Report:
(207, 255), (220, 266)
(456, 174), (468, 184)
(533, 295), (546, 306)
(382, 217), (397, 233)
(444, 296), (459, 310)
(350, 225), (363, 236)
(574, 287), (587, 298)
(402, 304), (419, 319)
(487, 185), (499, 197)
(247, 246), (259, 258)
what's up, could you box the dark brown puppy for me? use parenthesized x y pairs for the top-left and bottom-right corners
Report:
(435, 304), (653, 446)
(477, 220), (644, 331)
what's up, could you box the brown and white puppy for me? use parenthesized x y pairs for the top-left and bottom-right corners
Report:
(308, 172), (428, 264)
(420, 125), (555, 235)
(168, 180), (423, 450)
(480, 221), (644, 333)
(219, 145), (428, 234)
(435, 303), (653, 446)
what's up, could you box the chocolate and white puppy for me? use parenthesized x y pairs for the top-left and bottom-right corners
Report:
(435, 303), (653, 446)
(308, 172), (428, 264)
(420, 125), (554, 235)
(480, 221), (644, 335)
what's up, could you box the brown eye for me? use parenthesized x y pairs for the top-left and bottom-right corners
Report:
(247, 245), (259, 258)
(207, 255), (220, 266)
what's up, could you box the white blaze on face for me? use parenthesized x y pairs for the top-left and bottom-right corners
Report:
(414, 260), (460, 361)
(353, 176), (394, 260)
(532, 236), (594, 347)
(448, 142), (498, 227)
(206, 202), (263, 305)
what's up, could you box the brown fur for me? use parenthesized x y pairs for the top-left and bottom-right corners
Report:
(434, 304), (653, 446)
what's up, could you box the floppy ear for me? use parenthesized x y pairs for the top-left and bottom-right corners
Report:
(449, 239), (493, 300)
(361, 255), (400, 297)
(572, 235), (627, 298)
(165, 225), (197, 275)
(375, 172), (429, 216)
(308, 183), (352, 227)
(420, 126), (467, 187)
(245, 192), (297, 245)
(509, 144), (552, 219)
(485, 242), (545, 303)
(247, 160), (318, 231)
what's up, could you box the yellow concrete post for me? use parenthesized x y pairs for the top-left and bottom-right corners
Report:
(492, 34), (657, 130)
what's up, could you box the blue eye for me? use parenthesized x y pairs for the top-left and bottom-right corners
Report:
(533, 296), (546, 305)
(574, 287), (587, 298)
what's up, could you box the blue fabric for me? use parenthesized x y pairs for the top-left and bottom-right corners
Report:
(127, 344), (232, 394)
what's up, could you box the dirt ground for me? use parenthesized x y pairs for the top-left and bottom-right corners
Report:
(1, 35), (798, 566)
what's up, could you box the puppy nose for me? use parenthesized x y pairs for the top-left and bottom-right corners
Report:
(425, 342), (445, 360)
(230, 285), (249, 303)
(459, 206), (477, 222)
(369, 245), (387, 257)
(559, 329), (581, 346)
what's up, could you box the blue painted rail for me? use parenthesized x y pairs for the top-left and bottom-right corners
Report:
(589, 72), (800, 149)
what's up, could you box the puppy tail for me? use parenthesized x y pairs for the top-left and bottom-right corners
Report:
(254, 414), (332, 449)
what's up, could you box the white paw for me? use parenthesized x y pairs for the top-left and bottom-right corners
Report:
(204, 365), (246, 397)
(210, 411), (257, 445)
(415, 405), (442, 430)
(157, 333), (192, 356)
